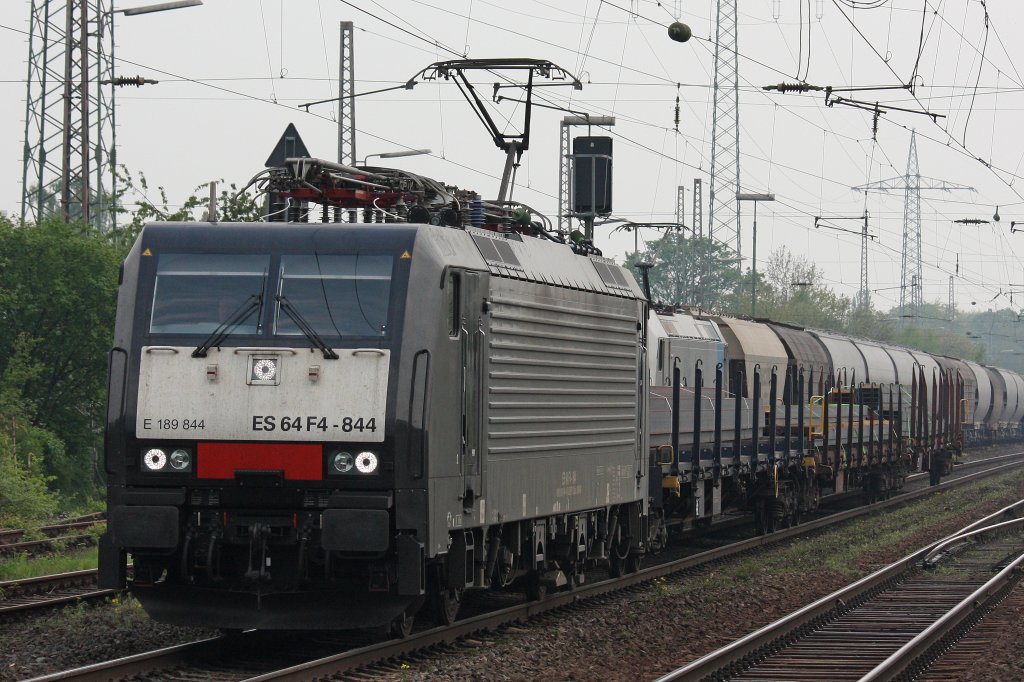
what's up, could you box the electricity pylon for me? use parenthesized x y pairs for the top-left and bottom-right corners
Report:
(708, 0), (741, 258)
(853, 131), (974, 325)
(22, 0), (116, 231)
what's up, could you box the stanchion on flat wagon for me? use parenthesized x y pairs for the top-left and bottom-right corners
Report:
(733, 368), (744, 473)
(692, 360), (703, 478)
(713, 362), (723, 485)
(768, 366), (778, 468)
(752, 366), (762, 468)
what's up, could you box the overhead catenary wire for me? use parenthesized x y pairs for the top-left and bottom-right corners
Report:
(8, 2), (1024, 312)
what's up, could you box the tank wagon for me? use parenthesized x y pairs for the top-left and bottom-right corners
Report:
(100, 158), (1024, 632)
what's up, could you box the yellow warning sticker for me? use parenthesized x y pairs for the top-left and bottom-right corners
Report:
(142, 248), (152, 256)
(400, 250), (411, 260)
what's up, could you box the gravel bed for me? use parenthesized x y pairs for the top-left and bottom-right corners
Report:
(957, 595), (1024, 682)
(2, 465), (1023, 682)
(0, 596), (215, 681)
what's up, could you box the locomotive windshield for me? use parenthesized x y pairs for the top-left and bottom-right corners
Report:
(275, 254), (392, 337)
(148, 252), (394, 338)
(150, 254), (269, 334)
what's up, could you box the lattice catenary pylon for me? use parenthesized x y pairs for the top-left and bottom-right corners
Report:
(853, 131), (973, 324)
(22, 0), (116, 231)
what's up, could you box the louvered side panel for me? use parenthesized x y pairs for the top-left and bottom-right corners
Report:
(487, 291), (640, 460)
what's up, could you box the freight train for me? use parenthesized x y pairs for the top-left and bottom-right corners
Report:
(99, 157), (1024, 635)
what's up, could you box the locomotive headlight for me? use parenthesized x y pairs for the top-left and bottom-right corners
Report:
(355, 451), (379, 474)
(142, 448), (168, 471)
(169, 448), (192, 471)
(332, 451), (354, 473)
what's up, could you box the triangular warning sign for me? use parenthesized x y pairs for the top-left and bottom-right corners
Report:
(400, 250), (411, 260)
(142, 248), (152, 256)
(265, 123), (311, 168)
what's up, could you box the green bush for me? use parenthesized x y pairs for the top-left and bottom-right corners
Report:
(0, 441), (59, 528)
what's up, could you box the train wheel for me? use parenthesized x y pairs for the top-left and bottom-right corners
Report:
(754, 499), (778, 534)
(390, 609), (415, 639)
(430, 586), (463, 626)
(625, 553), (643, 574)
(607, 534), (631, 578)
(525, 571), (547, 601)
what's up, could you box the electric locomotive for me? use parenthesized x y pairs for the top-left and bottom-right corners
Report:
(99, 169), (650, 632)
(100, 156), (1024, 634)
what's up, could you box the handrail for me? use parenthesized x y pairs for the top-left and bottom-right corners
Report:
(232, 347), (299, 355)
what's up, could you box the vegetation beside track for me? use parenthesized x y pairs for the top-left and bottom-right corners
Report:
(0, 547), (99, 582)
(709, 467), (1024, 585)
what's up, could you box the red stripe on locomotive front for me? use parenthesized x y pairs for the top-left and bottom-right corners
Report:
(197, 442), (323, 480)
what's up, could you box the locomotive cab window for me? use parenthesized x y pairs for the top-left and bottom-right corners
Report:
(150, 254), (269, 334)
(275, 254), (393, 338)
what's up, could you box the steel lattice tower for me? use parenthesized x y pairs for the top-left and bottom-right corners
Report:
(901, 131), (922, 319)
(708, 0), (741, 258)
(676, 185), (685, 227)
(558, 120), (572, 235)
(948, 275), (955, 320)
(853, 130), (973, 325)
(692, 178), (703, 238)
(337, 21), (356, 167)
(22, 0), (116, 231)
(859, 211), (870, 309)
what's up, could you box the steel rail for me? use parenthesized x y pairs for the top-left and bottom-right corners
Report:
(653, 498), (1024, 682)
(25, 636), (229, 682)
(861, 548), (1024, 681)
(0, 534), (95, 556)
(0, 569), (116, 615)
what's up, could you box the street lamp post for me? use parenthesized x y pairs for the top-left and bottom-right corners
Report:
(360, 149), (432, 166)
(736, 192), (775, 317)
(116, 0), (202, 16)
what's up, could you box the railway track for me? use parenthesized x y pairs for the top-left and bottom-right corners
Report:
(0, 569), (116, 615)
(654, 501), (1024, 682)
(0, 513), (105, 557)
(25, 456), (1024, 682)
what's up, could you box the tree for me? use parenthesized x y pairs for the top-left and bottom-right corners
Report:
(0, 215), (121, 500)
(624, 233), (744, 311)
(754, 248), (852, 331)
(108, 167), (263, 251)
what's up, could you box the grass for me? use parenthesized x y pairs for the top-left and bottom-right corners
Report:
(653, 467), (1024, 599)
(0, 546), (98, 582)
(767, 470), (1022, 578)
(43, 591), (149, 632)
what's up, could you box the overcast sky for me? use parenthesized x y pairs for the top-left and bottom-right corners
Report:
(3, 0), (1023, 318)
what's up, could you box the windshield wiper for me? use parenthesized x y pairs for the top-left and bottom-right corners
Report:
(276, 295), (340, 360)
(192, 294), (263, 358)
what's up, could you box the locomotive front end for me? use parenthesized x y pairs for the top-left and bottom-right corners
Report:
(100, 223), (423, 630)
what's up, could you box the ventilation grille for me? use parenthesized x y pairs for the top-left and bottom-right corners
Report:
(591, 259), (632, 290)
(472, 234), (523, 270)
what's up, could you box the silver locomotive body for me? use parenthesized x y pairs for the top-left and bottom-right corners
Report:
(100, 221), (648, 630)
